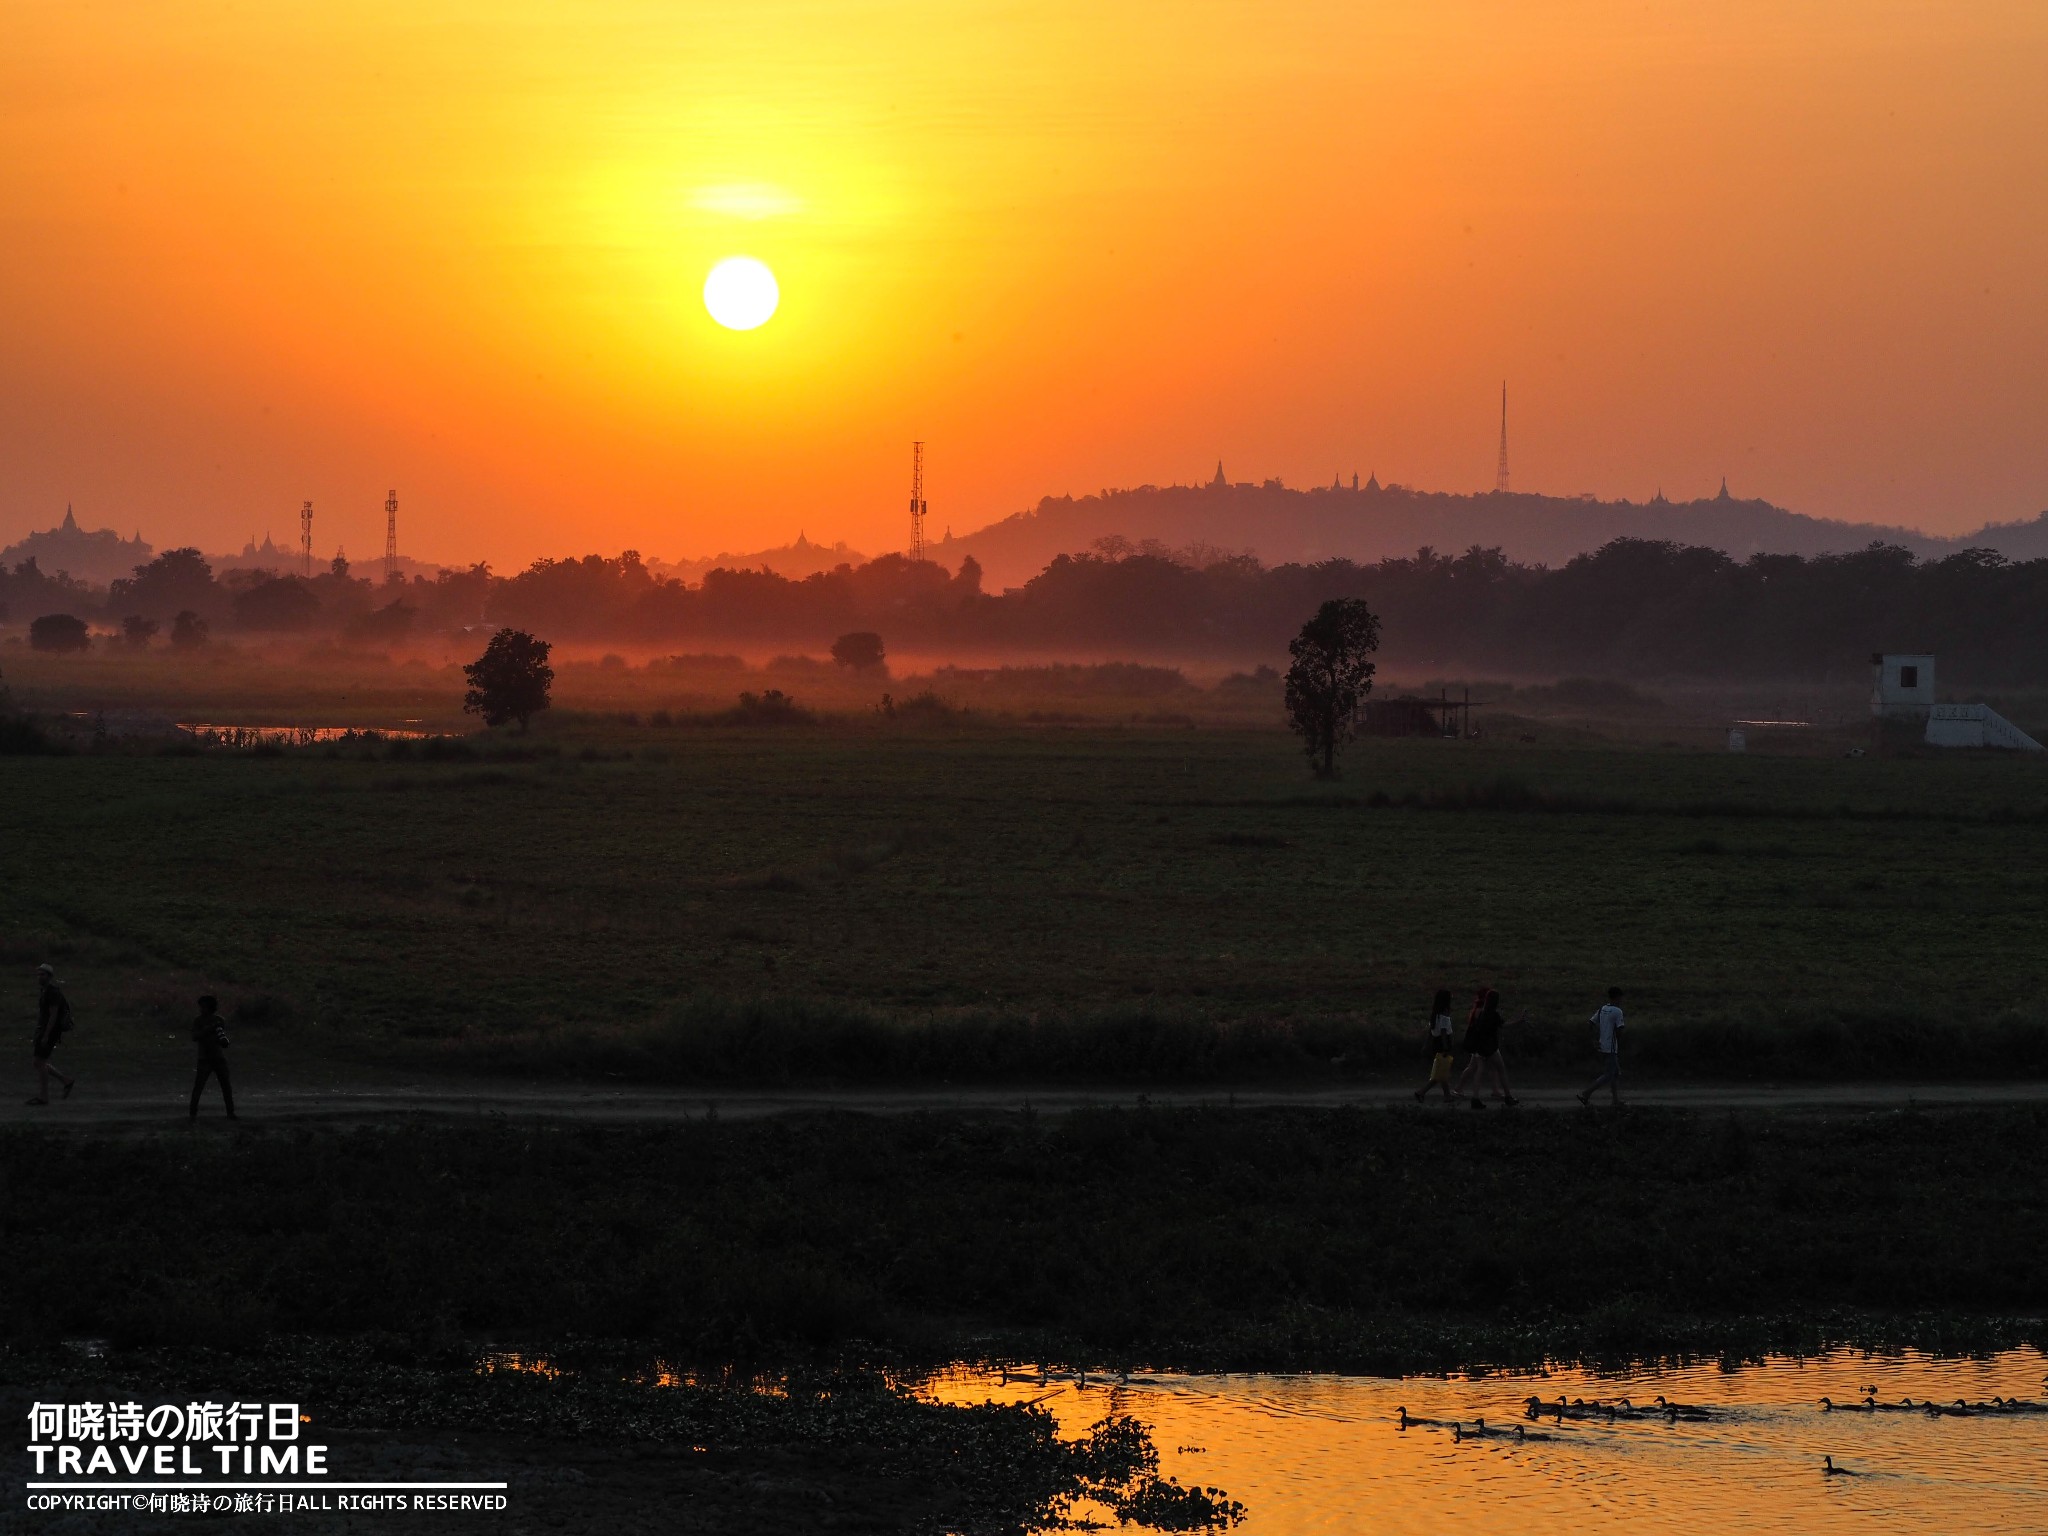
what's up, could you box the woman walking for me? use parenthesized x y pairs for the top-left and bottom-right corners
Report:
(28, 963), (77, 1106)
(189, 995), (236, 1120)
(1454, 988), (1522, 1108)
(1413, 988), (1457, 1102)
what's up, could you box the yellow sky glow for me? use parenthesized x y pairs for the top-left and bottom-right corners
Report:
(3, 0), (2045, 564)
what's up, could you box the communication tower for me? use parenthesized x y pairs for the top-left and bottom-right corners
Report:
(1494, 382), (1511, 494)
(383, 489), (399, 583)
(908, 442), (928, 562)
(299, 500), (314, 577)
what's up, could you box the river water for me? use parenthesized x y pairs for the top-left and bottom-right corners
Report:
(924, 1348), (2048, 1532)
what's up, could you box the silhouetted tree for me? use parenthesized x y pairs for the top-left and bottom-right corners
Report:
(29, 614), (90, 654)
(463, 628), (554, 729)
(108, 548), (217, 622)
(121, 615), (160, 650)
(343, 600), (416, 646)
(169, 610), (209, 649)
(1284, 598), (1380, 777)
(831, 631), (887, 671)
(233, 577), (319, 632)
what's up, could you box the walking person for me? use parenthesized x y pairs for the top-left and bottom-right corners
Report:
(1453, 988), (1522, 1108)
(1413, 989), (1457, 1102)
(189, 995), (236, 1120)
(28, 963), (77, 1105)
(1578, 987), (1626, 1107)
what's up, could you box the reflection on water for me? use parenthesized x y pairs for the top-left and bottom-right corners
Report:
(925, 1349), (2048, 1533)
(177, 723), (430, 743)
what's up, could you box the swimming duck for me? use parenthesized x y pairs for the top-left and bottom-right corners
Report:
(1823, 1455), (1855, 1476)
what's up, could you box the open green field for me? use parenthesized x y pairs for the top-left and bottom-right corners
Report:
(5, 721), (2046, 1083)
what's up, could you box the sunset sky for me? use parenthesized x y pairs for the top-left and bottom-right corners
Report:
(4, 0), (2045, 567)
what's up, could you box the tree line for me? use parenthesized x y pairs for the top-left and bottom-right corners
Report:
(8, 536), (2045, 683)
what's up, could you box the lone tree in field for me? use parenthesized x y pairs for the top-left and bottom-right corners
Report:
(169, 610), (209, 649)
(830, 631), (887, 672)
(463, 628), (554, 730)
(1284, 598), (1381, 778)
(29, 614), (91, 654)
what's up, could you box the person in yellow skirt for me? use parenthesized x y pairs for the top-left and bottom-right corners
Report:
(1412, 988), (1457, 1103)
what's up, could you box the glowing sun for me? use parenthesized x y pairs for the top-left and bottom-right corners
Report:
(703, 256), (779, 330)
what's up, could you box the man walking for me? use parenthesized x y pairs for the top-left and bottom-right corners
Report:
(1578, 987), (1626, 1107)
(29, 963), (77, 1105)
(189, 995), (236, 1120)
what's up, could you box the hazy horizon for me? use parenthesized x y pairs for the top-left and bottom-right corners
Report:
(7, 469), (2043, 578)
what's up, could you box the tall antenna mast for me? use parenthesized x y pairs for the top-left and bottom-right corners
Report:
(383, 489), (399, 583)
(908, 441), (928, 562)
(1494, 381), (1511, 494)
(299, 500), (314, 577)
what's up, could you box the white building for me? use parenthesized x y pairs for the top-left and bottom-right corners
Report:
(1870, 653), (2043, 752)
(1869, 653), (1936, 722)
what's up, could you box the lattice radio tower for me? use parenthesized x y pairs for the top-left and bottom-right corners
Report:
(383, 489), (399, 583)
(908, 441), (928, 562)
(299, 500), (314, 577)
(1494, 381), (1511, 494)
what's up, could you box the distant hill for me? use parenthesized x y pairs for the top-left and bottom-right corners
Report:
(0, 507), (152, 587)
(650, 530), (868, 584)
(931, 469), (2048, 587)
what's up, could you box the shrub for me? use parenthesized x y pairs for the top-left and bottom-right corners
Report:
(831, 631), (887, 672)
(719, 689), (811, 726)
(28, 614), (90, 654)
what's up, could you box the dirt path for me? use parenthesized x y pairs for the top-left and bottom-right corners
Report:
(11, 1076), (2048, 1127)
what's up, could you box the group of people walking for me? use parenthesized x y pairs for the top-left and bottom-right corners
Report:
(1413, 984), (1627, 1108)
(29, 965), (236, 1118)
(31, 957), (1628, 1118)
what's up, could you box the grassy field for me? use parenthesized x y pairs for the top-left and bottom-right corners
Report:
(4, 719), (2046, 1084)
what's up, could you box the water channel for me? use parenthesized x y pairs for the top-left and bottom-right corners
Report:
(925, 1348), (2048, 1532)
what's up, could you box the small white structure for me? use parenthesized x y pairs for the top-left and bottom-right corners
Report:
(1870, 653), (1936, 723)
(1871, 653), (2043, 752)
(1926, 704), (2044, 752)
(1726, 729), (1746, 753)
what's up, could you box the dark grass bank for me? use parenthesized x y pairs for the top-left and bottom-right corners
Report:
(4, 1106), (2043, 1372)
(397, 993), (2048, 1084)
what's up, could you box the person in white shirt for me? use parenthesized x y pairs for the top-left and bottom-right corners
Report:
(1578, 987), (1625, 1107)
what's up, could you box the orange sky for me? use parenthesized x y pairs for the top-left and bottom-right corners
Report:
(4, 0), (2045, 566)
